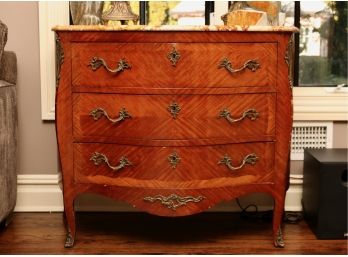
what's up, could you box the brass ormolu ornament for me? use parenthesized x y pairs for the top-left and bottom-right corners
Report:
(102, 1), (139, 25)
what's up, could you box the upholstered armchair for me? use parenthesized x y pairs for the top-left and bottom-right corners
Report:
(0, 19), (17, 227)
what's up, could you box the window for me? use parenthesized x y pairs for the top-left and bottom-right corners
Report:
(281, 1), (347, 87)
(146, 1), (205, 26)
(139, 1), (211, 26)
(298, 1), (347, 86)
(74, 1), (211, 26)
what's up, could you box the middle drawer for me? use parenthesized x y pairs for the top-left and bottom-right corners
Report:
(73, 93), (275, 142)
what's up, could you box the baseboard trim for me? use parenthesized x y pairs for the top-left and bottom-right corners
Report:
(15, 174), (303, 212)
(15, 174), (63, 212)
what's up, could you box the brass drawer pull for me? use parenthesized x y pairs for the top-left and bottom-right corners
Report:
(143, 194), (205, 211)
(89, 57), (131, 74)
(218, 153), (259, 171)
(90, 107), (131, 124)
(218, 57), (260, 73)
(90, 152), (132, 171)
(219, 108), (259, 123)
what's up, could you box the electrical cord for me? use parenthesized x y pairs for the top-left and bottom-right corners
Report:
(284, 212), (303, 224)
(235, 198), (272, 221)
(236, 198), (258, 214)
(235, 198), (303, 224)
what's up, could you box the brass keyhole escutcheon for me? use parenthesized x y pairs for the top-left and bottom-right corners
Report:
(167, 47), (181, 66)
(168, 152), (181, 169)
(167, 102), (181, 119)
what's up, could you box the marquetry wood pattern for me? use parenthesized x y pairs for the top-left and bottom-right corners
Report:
(174, 43), (277, 88)
(55, 29), (294, 247)
(72, 43), (277, 88)
(74, 142), (274, 183)
(72, 43), (172, 88)
(73, 93), (275, 142)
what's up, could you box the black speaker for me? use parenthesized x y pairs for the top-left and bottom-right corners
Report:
(302, 148), (347, 239)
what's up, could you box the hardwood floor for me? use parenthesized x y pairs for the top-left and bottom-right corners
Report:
(0, 212), (346, 254)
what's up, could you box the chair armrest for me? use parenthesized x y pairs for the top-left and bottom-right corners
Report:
(0, 51), (17, 85)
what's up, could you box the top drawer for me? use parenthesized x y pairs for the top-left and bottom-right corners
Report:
(72, 42), (277, 89)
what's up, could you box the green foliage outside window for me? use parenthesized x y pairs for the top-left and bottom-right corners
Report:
(299, 1), (347, 86)
(147, 1), (180, 26)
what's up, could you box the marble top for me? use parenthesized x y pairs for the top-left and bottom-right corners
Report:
(52, 25), (298, 32)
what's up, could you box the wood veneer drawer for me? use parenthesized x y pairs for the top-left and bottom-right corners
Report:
(74, 142), (275, 185)
(73, 93), (275, 142)
(71, 43), (277, 89)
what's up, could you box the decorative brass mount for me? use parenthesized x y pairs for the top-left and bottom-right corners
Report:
(219, 108), (259, 123)
(167, 47), (181, 66)
(218, 153), (259, 171)
(143, 194), (205, 211)
(90, 107), (132, 124)
(55, 34), (64, 87)
(168, 152), (181, 169)
(274, 227), (285, 248)
(285, 35), (294, 89)
(90, 152), (132, 171)
(64, 232), (74, 248)
(218, 57), (260, 73)
(167, 102), (181, 119)
(89, 57), (131, 74)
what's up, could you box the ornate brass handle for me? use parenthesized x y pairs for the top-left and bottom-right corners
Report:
(143, 194), (205, 211)
(89, 107), (132, 124)
(89, 57), (131, 74)
(90, 152), (132, 171)
(219, 108), (259, 123)
(218, 153), (259, 171)
(218, 57), (260, 73)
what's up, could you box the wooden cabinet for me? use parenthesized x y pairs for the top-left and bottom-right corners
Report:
(54, 26), (295, 248)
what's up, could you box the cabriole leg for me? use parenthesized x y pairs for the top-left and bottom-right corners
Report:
(63, 197), (76, 248)
(273, 195), (285, 248)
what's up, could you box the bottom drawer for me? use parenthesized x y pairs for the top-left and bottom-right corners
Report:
(74, 142), (275, 188)
(72, 185), (276, 217)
